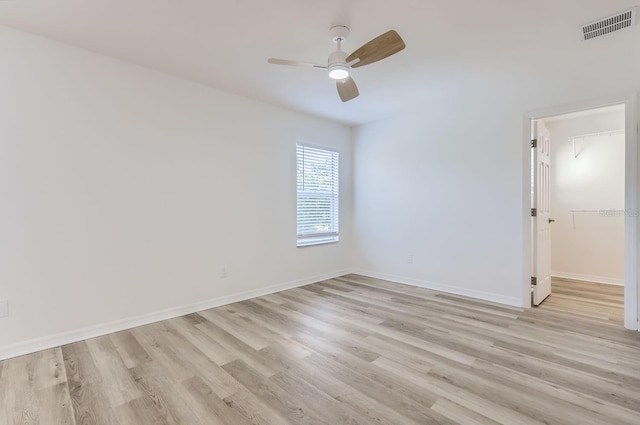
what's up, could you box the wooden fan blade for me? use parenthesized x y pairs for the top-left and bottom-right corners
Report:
(336, 77), (359, 102)
(346, 30), (405, 68)
(268, 58), (327, 69)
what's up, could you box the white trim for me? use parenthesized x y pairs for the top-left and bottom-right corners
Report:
(551, 271), (624, 286)
(624, 94), (639, 331)
(523, 92), (639, 331)
(0, 270), (349, 361)
(297, 235), (339, 247)
(352, 269), (522, 308)
(296, 141), (339, 153)
(521, 116), (533, 309)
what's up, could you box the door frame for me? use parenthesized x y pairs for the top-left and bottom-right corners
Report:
(521, 92), (639, 330)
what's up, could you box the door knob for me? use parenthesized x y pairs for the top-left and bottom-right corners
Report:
(548, 219), (556, 223)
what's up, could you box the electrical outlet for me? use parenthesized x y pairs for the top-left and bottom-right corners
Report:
(0, 299), (8, 318)
(220, 267), (228, 279)
(407, 255), (413, 265)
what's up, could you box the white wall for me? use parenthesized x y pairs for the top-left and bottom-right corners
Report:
(352, 98), (526, 306)
(352, 27), (640, 307)
(546, 110), (625, 285)
(0, 25), (352, 357)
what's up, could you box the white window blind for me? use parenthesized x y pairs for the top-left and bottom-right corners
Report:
(297, 144), (339, 246)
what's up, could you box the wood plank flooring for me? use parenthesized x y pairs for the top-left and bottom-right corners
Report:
(1, 274), (639, 425)
(539, 277), (624, 324)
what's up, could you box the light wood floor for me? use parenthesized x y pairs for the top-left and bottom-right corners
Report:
(1, 274), (639, 425)
(540, 277), (625, 324)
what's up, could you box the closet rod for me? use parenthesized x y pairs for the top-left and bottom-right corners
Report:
(569, 129), (624, 158)
(569, 209), (625, 229)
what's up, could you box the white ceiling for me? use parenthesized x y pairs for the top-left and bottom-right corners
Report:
(542, 104), (625, 123)
(0, 0), (637, 126)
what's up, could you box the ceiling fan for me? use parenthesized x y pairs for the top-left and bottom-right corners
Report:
(268, 25), (406, 102)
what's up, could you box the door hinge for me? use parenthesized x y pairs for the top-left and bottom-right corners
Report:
(531, 276), (537, 286)
(531, 208), (537, 217)
(531, 139), (537, 148)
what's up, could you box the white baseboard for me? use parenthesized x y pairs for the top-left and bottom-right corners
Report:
(0, 270), (348, 361)
(351, 269), (522, 308)
(551, 271), (624, 286)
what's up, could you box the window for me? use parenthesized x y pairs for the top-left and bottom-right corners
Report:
(297, 144), (339, 246)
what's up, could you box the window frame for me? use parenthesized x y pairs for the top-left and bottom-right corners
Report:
(296, 143), (340, 247)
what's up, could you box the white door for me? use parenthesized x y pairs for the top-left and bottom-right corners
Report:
(533, 121), (552, 305)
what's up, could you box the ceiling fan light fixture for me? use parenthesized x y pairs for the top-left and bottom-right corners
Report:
(328, 64), (349, 80)
(267, 26), (405, 102)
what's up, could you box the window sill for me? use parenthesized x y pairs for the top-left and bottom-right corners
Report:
(297, 236), (339, 247)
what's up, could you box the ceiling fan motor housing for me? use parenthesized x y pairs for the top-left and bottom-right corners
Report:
(328, 50), (348, 66)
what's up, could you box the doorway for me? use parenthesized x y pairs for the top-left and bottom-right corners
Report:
(522, 94), (639, 331)
(532, 105), (625, 323)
